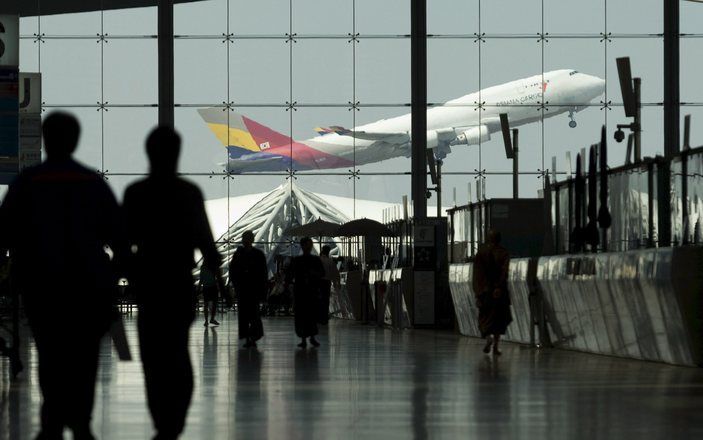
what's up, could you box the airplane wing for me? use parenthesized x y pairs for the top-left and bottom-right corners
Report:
(316, 122), (498, 148)
(228, 155), (288, 173)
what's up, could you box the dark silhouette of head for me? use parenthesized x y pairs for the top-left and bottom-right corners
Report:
(146, 126), (181, 176)
(321, 245), (331, 257)
(242, 230), (255, 248)
(487, 229), (501, 246)
(42, 112), (80, 160)
(300, 237), (313, 255)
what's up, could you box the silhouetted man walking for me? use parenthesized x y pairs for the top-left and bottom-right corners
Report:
(229, 230), (267, 348)
(123, 127), (223, 440)
(0, 112), (126, 440)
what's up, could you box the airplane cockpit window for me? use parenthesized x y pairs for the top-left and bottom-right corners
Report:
(569, 70), (579, 76)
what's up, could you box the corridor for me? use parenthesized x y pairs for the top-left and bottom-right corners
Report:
(1, 314), (703, 439)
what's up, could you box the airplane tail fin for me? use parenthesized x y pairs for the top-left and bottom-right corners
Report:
(197, 107), (292, 158)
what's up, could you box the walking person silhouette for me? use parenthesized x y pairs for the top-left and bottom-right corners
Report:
(229, 230), (266, 348)
(0, 112), (127, 440)
(123, 126), (224, 439)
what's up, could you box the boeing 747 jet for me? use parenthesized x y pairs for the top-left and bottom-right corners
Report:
(198, 69), (605, 172)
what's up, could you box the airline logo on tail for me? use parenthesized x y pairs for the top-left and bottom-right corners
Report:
(197, 108), (291, 159)
(197, 108), (354, 172)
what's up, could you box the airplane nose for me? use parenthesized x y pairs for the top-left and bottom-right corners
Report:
(588, 75), (606, 96)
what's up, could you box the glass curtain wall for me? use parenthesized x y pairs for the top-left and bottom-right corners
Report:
(14, 1), (703, 256)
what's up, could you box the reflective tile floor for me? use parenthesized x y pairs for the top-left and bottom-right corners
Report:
(2, 313), (703, 439)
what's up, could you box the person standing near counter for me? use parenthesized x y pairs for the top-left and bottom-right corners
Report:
(472, 229), (512, 355)
(319, 245), (340, 325)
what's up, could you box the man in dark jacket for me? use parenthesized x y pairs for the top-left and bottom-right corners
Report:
(0, 112), (127, 440)
(229, 230), (267, 348)
(286, 237), (324, 348)
(123, 126), (223, 439)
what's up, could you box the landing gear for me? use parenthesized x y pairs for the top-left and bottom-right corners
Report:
(568, 109), (577, 128)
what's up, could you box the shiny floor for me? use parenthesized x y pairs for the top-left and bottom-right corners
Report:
(1, 313), (703, 440)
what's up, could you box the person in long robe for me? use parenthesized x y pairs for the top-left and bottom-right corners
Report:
(286, 237), (325, 348)
(229, 230), (267, 348)
(472, 229), (512, 355)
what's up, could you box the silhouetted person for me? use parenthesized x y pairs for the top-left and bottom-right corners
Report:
(229, 230), (266, 348)
(0, 112), (127, 440)
(472, 229), (512, 355)
(286, 237), (324, 348)
(123, 126), (223, 440)
(319, 245), (340, 325)
(199, 265), (219, 327)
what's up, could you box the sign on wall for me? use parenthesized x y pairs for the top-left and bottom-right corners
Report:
(19, 73), (42, 170)
(0, 68), (19, 184)
(0, 15), (19, 68)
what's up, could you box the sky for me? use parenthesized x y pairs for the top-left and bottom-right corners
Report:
(11, 0), (703, 211)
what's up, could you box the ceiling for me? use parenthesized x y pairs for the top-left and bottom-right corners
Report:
(4, 1), (203, 17)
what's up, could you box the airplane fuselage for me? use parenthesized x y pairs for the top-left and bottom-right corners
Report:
(211, 70), (605, 172)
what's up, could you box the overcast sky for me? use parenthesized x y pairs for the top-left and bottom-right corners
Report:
(13, 0), (703, 209)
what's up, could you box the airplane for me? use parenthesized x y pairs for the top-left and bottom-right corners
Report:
(198, 69), (605, 173)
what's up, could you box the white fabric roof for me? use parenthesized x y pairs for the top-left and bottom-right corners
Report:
(204, 190), (444, 240)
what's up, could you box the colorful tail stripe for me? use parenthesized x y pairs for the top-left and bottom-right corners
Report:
(197, 108), (291, 153)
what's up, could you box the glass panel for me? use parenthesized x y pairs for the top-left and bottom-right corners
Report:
(103, 2), (156, 35)
(292, 0), (352, 36)
(175, 107), (232, 174)
(53, 108), (103, 172)
(428, 38), (479, 105)
(480, 0), (541, 35)
(40, 39), (101, 105)
(19, 38), (40, 73)
(291, 107), (354, 173)
(292, 39), (352, 105)
(428, 0), (478, 36)
(40, 11), (101, 36)
(103, 107), (157, 174)
(355, 39), (410, 105)
(230, 0), (290, 36)
(229, 39), (290, 104)
(681, 37), (703, 105)
(356, 0), (409, 35)
(606, 38), (663, 105)
(174, 0), (227, 36)
(103, 38), (158, 105)
(681, 0), (703, 34)
(544, 0), (605, 35)
(607, 0), (661, 35)
(353, 106), (411, 174)
(175, 39), (227, 105)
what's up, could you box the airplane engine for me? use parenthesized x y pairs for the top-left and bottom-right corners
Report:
(426, 128), (456, 149)
(427, 130), (439, 149)
(451, 125), (490, 146)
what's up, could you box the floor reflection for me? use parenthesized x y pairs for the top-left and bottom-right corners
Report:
(1, 314), (703, 439)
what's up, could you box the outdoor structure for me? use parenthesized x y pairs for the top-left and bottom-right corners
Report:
(206, 183), (350, 276)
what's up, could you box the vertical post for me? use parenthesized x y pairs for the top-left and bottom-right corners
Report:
(664, 0), (679, 159)
(512, 128), (519, 199)
(411, 0), (427, 220)
(660, 0), (677, 247)
(436, 159), (442, 217)
(634, 78), (642, 162)
(158, 0), (174, 128)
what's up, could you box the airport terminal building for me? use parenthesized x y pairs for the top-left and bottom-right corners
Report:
(1, 1), (703, 439)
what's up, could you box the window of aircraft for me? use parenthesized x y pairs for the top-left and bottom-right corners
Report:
(569, 70), (579, 76)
